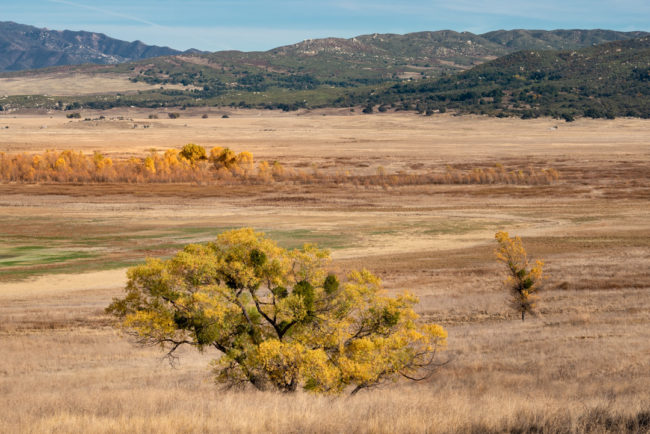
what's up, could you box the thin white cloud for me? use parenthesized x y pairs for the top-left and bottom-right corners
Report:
(47, 0), (162, 27)
(441, 0), (575, 19)
(329, 0), (650, 23)
(440, 0), (650, 21)
(329, 1), (439, 15)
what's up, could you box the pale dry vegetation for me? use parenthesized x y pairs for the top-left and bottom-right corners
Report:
(0, 73), (187, 96)
(1, 244), (648, 433)
(0, 112), (649, 432)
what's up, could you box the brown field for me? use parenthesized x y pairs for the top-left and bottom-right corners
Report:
(0, 73), (189, 96)
(1, 111), (649, 433)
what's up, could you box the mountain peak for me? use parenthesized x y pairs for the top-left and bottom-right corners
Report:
(0, 21), (184, 72)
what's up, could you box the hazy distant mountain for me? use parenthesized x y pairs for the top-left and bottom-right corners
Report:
(0, 21), (184, 72)
(480, 29), (649, 50)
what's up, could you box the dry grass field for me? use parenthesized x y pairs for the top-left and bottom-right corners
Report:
(0, 73), (188, 96)
(1, 111), (649, 433)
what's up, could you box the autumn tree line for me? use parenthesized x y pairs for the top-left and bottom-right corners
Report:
(0, 144), (560, 186)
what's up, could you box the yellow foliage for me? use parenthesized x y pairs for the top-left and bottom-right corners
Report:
(179, 143), (207, 164)
(256, 340), (304, 391)
(209, 147), (224, 161)
(124, 310), (176, 339)
(272, 161), (284, 178)
(163, 149), (180, 167)
(144, 156), (156, 174)
(495, 231), (545, 321)
(257, 160), (270, 177)
(237, 151), (254, 166)
(54, 157), (66, 170)
(107, 228), (446, 395)
(1, 146), (559, 187)
(210, 147), (237, 170)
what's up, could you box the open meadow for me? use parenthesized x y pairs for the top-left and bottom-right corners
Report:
(1, 110), (649, 432)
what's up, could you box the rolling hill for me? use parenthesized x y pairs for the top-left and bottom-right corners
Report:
(0, 27), (648, 118)
(119, 29), (649, 88)
(354, 37), (650, 119)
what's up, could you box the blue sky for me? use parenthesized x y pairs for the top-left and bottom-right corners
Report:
(3, 0), (649, 51)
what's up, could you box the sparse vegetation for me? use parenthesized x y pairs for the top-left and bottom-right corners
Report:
(495, 231), (544, 321)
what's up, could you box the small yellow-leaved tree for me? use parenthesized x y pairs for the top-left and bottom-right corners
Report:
(107, 228), (447, 394)
(495, 231), (544, 321)
(179, 143), (207, 164)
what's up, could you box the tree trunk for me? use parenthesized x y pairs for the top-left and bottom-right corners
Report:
(521, 311), (525, 321)
(350, 384), (365, 395)
(250, 375), (272, 392)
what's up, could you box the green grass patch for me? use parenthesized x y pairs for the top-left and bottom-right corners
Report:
(0, 225), (355, 282)
(0, 259), (139, 282)
(421, 219), (516, 236)
(570, 216), (604, 223)
(264, 229), (351, 250)
(0, 246), (98, 267)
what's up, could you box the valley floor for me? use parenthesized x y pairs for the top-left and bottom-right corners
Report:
(0, 112), (649, 432)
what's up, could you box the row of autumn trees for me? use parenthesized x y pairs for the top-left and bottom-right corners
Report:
(107, 228), (544, 395)
(0, 144), (560, 185)
(0, 145), (272, 184)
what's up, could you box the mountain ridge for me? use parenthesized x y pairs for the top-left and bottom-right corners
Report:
(1, 23), (647, 76)
(0, 26), (648, 119)
(0, 21), (186, 72)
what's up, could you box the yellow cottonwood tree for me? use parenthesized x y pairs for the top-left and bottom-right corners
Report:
(495, 231), (544, 321)
(209, 147), (237, 170)
(179, 143), (207, 164)
(107, 228), (447, 394)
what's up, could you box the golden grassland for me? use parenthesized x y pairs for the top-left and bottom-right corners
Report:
(0, 73), (188, 96)
(0, 111), (649, 432)
(2, 245), (649, 433)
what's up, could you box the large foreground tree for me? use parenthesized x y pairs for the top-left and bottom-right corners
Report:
(107, 228), (447, 394)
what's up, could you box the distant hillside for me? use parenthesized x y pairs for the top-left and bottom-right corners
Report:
(0, 28), (648, 117)
(122, 29), (648, 88)
(481, 29), (648, 50)
(353, 37), (650, 119)
(278, 28), (650, 70)
(0, 21), (183, 72)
